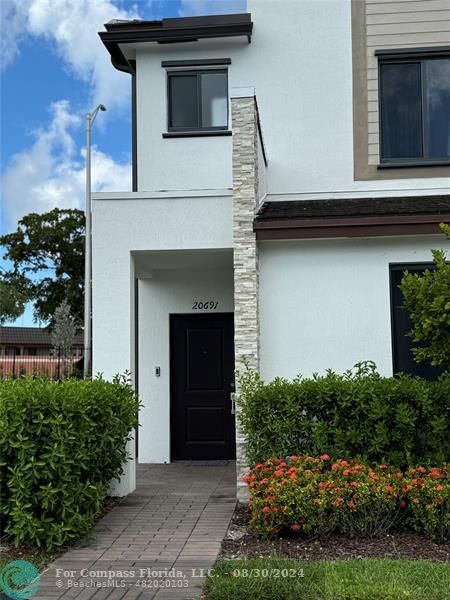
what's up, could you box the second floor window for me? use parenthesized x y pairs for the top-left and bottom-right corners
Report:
(168, 70), (228, 132)
(379, 56), (450, 164)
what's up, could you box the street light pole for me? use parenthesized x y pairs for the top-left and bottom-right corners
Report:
(84, 104), (106, 379)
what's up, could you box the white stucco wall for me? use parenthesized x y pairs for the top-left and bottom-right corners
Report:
(91, 192), (233, 491)
(138, 268), (234, 463)
(259, 235), (450, 381)
(92, 192), (232, 369)
(133, 0), (449, 196)
(136, 51), (232, 191)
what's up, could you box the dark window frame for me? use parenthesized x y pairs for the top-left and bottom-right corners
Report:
(378, 53), (450, 167)
(167, 68), (229, 133)
(389, 262), (443, 380)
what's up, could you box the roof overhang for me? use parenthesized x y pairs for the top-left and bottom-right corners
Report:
(99, 13), (253, 74)
(254, 196), (450, 240)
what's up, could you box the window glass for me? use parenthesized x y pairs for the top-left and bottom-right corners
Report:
(380, 62), (422, 160)
(201, 71), (228, 128)
(169, 74), (198, 129)
(390, 265), (443, 381)
(168, 70), (228, 131)
(425, 59), (450, 159)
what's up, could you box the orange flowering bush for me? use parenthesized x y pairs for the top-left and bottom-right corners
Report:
(245, 456), (449, 541)
(404, 465), (450, 541)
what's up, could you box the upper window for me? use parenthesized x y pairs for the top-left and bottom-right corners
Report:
(379, 56), (450, 165)
(167, 70), (228, 132)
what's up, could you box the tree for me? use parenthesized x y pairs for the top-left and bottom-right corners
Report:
(51, 301), (77, 359)
(0, 208), (84, 324)
(400, 224), (450, 370)
(0, 275), (30, 324)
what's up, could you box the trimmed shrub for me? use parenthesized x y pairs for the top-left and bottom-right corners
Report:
(238, 363), (450, 468)
(0, 375), (139, 549)
(399, 223), (450, 370)
(245, 456), (449, 541)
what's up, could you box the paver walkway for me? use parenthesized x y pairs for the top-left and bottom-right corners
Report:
(37, 462), (236, 600)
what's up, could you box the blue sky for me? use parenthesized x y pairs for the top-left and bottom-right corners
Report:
(1, 0), (245, 326)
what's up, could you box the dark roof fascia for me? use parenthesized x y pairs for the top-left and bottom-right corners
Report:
(102, 13), (252, 40)
(254, 213), (449, 231)
(100, 39), (135, 74)
(255, 196), (450, 220)
(254, 196), (450, 240)
(255, 222), (444, 240)
(99, 13), (252, 72)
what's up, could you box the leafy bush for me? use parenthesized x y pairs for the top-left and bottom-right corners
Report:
(245, 456), (449, 540)
(399, 223), (450, 370)
(237, 363), (450, 467)
(0, 375), (139, 549)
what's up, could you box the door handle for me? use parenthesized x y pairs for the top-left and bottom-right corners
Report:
(230, 392), (236, 415)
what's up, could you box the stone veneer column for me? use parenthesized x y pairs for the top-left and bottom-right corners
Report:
(231, 93), (260, 502)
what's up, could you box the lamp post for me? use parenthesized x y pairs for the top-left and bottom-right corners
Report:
(84, 104), (106, 379)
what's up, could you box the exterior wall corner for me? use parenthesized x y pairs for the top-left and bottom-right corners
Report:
(231, 95), (260, 502)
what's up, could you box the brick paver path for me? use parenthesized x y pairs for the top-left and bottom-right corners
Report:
(36, 462), (236, 600)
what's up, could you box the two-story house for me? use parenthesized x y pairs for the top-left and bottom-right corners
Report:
(94, 0), (450, 499)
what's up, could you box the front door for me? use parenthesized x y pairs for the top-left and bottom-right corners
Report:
(170, 313), (235, 460)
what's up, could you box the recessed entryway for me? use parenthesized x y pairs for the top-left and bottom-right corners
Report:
(170, 313), (235, 460)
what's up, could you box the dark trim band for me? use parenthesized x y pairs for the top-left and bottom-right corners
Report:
(100, 14), (251, 72)
(255, 222), (444, 241)
(375, 46), (450, 59)
(99, 14), (252, 73)
(162, 130), (232, 138)
(254, 96), (268, 167)
(254, 214), (448, 240)
(379, 160), (450, 169)
(130, 60), (137, 192)
(162, 58), (231, 67)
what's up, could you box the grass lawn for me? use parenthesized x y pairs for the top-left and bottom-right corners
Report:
(204, 558), (450, 600)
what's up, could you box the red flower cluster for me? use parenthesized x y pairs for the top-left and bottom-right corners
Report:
(244, 456), (449, 540)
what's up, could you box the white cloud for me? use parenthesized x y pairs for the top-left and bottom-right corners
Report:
(2, 0), (141, 111)
(0, 0), (30, 70)
(2, 100), (131, 229)
(178, 0), (246, 16)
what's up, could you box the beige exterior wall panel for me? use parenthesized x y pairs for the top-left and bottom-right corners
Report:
(352, 0), (450, 180)
(366, 0), (450, 15)
(367, 10), (450, 24)
(368, 20), (450, 34)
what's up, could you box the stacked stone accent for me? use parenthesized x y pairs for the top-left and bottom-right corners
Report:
(231, 95), (260, 502)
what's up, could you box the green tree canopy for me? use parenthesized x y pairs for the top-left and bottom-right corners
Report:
(0, 208), (84, 324)
(400, 224), (450, 370)
(0, 275), (30, 325)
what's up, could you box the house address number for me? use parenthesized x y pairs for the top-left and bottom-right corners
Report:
(192, 301), (219, 310)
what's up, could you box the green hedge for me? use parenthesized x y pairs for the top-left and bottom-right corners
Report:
(238, 363), (450, 467)
(0, 375), (139, 549)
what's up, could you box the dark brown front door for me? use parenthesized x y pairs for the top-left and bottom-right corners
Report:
(170, 313), (235, 460)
